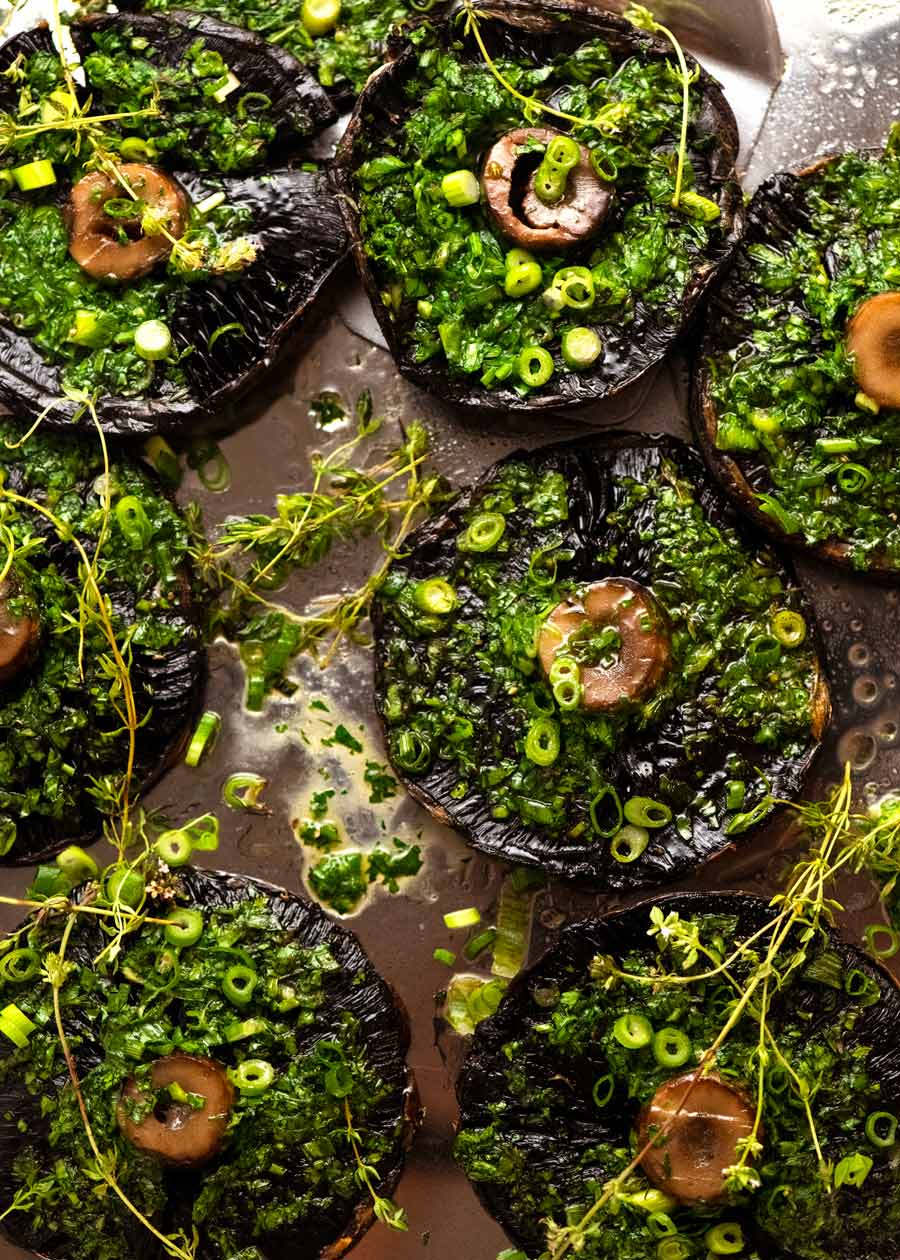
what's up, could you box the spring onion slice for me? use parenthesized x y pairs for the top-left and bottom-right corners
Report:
(223, 772), (269, 813)
(433, 948), (456, 967)
(444, 907), (481, 930)
(0, 1003), (37, 1048)
(491, 877), (535, 980)
(445, 975), (482, 1035)
(464, 928), (497, 961)
(185, 711), (221, 767)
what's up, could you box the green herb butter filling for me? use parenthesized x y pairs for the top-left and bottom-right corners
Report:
(455, 895), (900, 1260)
(699, 126), (900, 569)
(0, 417), (202, 863)
(0, 869), (414, 1260)
(342, 7), (740, 407)
(373, 436), (826, 888)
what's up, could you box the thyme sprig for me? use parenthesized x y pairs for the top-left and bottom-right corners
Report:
(463, 1), (695, 205)
(543, 763), (886, 1260)
(623, 5), (693, 207)
(192, 406), (447, 679)
(344, 1098), (408, 1232)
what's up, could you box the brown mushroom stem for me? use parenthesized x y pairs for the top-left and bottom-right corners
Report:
(0, 578), (39, 684)
(846, 291), (900, 410)
(67, 164), (188, 283)
(637, 1071), (757, 1205)
(118, 1054), (234, 1166)
(481, 127), (612, 253)
(538, 577), (670, 712)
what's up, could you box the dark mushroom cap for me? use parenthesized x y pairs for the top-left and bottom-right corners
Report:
(335, 0), (743, 414)
(373, 433), (828, 889)
(637, 1071), (756, 1206)
(456, 891), (900, 1260)
(119, 1054), (234, 1167)
(538, 578), (671, 713)
(693, 144), (900, 573)
(0, 13), (347, 437)
(0, 868), (418, 1260)
(0, 418), (203, 864)
(0, 576), (39, 685)
(481, 127), (613, 253)
(67, 165), (189, 283)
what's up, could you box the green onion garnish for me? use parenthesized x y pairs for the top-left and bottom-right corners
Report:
(163, 908), (204, 948)
(185, 711), (221, 767)
(0, 1002), (36, 1047)
(55, 845), (99, 885)
(232, 1059), (275, 1095)
(223, 773), (269, 813)
(444, 907), (481, 931)
(433, 948), (456, 967)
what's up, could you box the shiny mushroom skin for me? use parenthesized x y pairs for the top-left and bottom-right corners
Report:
(0, 578), (39, 684)
(538, 577), (671, 711)
(846, 291), (900, 410)
(67, 164), (188, 282)
(481, 127), (612, 253)
(637, 1071), (757, 1206)
(118, 1053), (234, 1166)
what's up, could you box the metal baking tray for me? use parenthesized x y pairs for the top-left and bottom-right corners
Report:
(2, 0), (900, 1256)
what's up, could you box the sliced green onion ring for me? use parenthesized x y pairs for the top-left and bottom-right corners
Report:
(0, 1003), (36, 1047)
(611, 824), (649, 863)
(865, 1110), (898, 1148)
(589, 785), (623, 838)
(164, 908), (204, 947)
(223, 772), (269, 813)
(517, 346), (554, 388)
(524, 716), (560, 767)
(623, 796), (672, 829)
(55, 844), (99, 884)
(592, 1073), (614, 1108)
(705, 1223), (745, 1255)
(115, 496), (153, 550)
(222, 964), (258, 1007)
(865, 923), (900, 959)
(652, 1026), (692, 1068)
(0, 950), (41, 983)
(232, 1059), (275, 1095)
(185, 711), (221, 767)
(444, 907), (481, 930)
(461, 511), (506, 552)
(612, 1011), (653, 1049)
(414, 577), (458, 615)
(771, 609), (807, 648)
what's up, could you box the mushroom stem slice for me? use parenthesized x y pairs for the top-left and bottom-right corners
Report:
(0, 578), (39, 684)
(481, 127), (612, 254)
(67, 164), (189, 283)
(118, 1053), (234, 1166)
(538, 577), (671, 712)
(637, 1071), (757, 1205)
(846, 291), (900, 410)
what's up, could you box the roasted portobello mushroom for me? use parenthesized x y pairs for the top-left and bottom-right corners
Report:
(456, 891), (900, 1260)
(695, 129), (900, 572)
(120, 0), (448, 108)
(0, 418), (203, 864)
(0, 11), (348, 436)
(335, 0), (743, 413)
(373, 434), (829, 889)
(0, 867), (417, 1260)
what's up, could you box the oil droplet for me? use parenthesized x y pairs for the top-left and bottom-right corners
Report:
(879, 720), (898, 745)
(853, 676), (881, 707)
(848, 642), (870, 667)
(837, 727), (878, 771)
(887, 673), (898, 690)
(849, 618), (863, 633)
